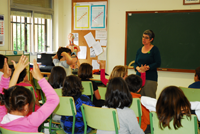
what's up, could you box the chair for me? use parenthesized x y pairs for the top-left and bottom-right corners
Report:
(25, 86), (36, 112)
(179, 86), (200, 101)
(54, 88), (62, 96)
(129, 98), (142, 126)
(33, 77), (48, 104)
(0, 127), (44, 134)
(81, 81), (94, 101)
(48, 96), (76, 134)
(81, 104), (120, 134)
(98, 86), (107, 100)
(150, 111), (198, 134)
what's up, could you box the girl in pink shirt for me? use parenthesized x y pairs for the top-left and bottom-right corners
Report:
(0, 56), (59, 132)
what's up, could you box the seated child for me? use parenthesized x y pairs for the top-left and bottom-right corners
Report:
(0, 55), (59, 132)
(141, 86), (200, 129)
(10, 68), (40, 115)
(0, 54), (8, 81)
(188, 66), (200, 88)
(97, 60), (146, 86)
(48, 66), (66, 88)
(78, 63), (103, 107)
(61, 75), (94, 134)
(97, 77), (144, 134)
(125, 74), (150, 133)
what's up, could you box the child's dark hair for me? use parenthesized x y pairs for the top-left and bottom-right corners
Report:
(125, 74), (142, 93)
(0, 54), (8, 69)
(195, 66), (200, 81)
(105, 77), (132, 109)
(62, 75), (83, 98)
(156, 86), (191, 130)
(0, 86), (33, 113)
(11, 68), (27, 84)
(48, 66), (66, 88)
(57, 47), (72, 60)
(78, 63), (93, 79)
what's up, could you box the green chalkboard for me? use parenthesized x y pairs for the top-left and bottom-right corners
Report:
(125, 10), (200, 72)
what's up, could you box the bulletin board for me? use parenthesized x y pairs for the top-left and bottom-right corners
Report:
(72, 0), (108, 69)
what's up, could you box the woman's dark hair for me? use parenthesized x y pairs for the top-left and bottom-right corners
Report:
(156, 86), (191, 130)
(195, 66), (200, 81)
(125, 74), (142, 93)
(11, 68), (27, 84)
(105, 77), (132, 109)
(62, 75), (83, 98)
(57, 47), (72, 60)
(143, 29), (155, 43)
(48, 66), (66, 88)
(0, 86), (33, 113)
(78, 63), (93, 79)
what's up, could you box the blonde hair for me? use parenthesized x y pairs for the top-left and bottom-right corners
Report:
(109, 65), (128, 80)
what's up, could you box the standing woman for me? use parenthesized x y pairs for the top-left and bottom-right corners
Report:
(134, 30), (161, 98)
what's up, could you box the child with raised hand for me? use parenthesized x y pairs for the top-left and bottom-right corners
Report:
(61, 75), (94, 134)
(141, 86), (200, 130)
(78, 63), (104, 107)
(97, 77), (144, 134)
(97, 60), (146, 86)
(0, 55), (59, 132)
(125, 74), (150, 133)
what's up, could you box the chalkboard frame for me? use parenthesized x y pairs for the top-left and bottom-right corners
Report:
(125, 9), (200, 73)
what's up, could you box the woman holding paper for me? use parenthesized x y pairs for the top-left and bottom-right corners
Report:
(134, 30), (161, 98)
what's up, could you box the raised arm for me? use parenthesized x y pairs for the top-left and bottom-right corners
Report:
(97, 60), (108, 86)
(61, 52), (73, 65)
(28, 59), (59, 126)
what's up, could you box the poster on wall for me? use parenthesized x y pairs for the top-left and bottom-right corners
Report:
(73, 2), (107, 30)
(74, 5), (90, 30)
(0, 15), (4, 46)
(91, 5), (106, 29)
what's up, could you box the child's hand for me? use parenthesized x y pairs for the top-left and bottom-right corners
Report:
(97, 60), (105, 69)
(11, 55), (29, 74)
(31, 59), (43, 81)
(3, 58), (11, 78)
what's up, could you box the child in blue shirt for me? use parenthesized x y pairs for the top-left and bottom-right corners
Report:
(188, 66), (200, 88)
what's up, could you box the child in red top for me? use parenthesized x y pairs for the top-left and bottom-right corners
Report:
(125, 74), (150, 133)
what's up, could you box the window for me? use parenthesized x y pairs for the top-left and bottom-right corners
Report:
(10, 0), (53, 53)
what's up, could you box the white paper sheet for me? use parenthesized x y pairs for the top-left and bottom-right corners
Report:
(78, 46), (87, 59)
(98, 47), (106, 60)
(100, 39), (107, 46)
(90, 48), (96, 57)
(95, 30), (107, 39)
(92, 41), (103, 56)
(84, 32), (96, 47)
(92, 60), (100, 70)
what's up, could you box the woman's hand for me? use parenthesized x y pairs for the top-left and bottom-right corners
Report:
(3, 58), (11, 78)
(31, 59), (43, 81)
(97, 60), (105, 69)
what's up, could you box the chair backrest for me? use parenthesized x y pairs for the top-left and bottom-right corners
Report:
(179, 86), (200, 101)
(129, 98), (142, 126)
(98, 86), (107, 100)
(0, 127), (44, 134)
(81, 104), (120, 134)
(24, 86), (36, 112)
(54, 96), (77, 134)
(150, 112), (198, 134)
(81, 81), (94, 101)
(54, 88), (62, 96)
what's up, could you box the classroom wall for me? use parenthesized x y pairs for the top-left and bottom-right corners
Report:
(0, 0), (199, 98)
